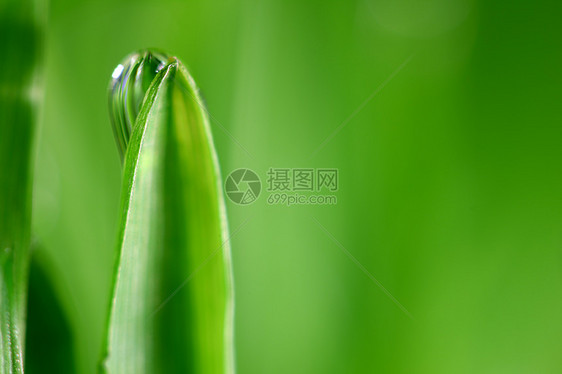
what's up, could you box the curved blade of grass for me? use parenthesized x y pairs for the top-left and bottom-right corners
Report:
(0, 1), (42, 372)
(101, 53), (234, 373)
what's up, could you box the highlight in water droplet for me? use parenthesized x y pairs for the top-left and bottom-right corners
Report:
(111, 64), (124, 79)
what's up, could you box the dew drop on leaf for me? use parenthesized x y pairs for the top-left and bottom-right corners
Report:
(108, 50), (171, 159)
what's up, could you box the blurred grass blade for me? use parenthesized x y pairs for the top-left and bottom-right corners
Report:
(0, 1), (43, 372)
(25, 250), (76, 374)
(101, 51), (234, 373)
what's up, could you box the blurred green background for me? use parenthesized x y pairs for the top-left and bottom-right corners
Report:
(30, 0), (562, 372)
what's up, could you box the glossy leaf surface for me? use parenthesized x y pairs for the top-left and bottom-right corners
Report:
(101, 52), (234, 374)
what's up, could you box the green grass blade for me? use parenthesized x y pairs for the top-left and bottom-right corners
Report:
(0, 1), (42, 372)
(101, 53), (234, 374)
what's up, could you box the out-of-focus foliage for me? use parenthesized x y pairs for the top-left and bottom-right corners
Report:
(24, 0), (562, 373)
(25, 250), (76, 374)
(0, 0), (42, 372)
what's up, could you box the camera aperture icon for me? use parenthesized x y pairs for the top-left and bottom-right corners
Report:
(225, 168), (261, 205)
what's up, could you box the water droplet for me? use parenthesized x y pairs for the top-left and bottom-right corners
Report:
(108, 50), (171, 159)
